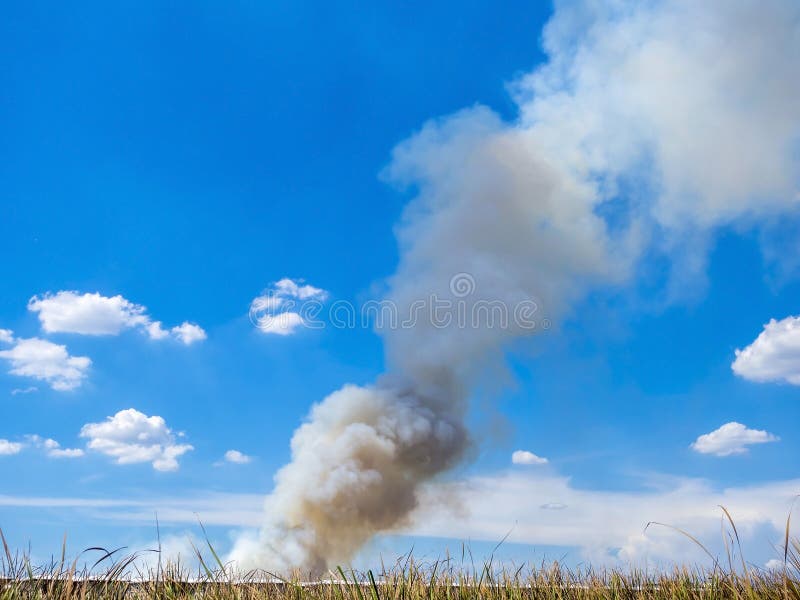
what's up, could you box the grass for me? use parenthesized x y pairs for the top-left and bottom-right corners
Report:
(1, 513), (798, 600)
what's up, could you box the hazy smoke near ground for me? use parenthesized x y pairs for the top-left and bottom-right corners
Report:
(230, 0), (799, 574)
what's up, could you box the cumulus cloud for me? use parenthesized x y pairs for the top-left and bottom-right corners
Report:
(0, 329), (14, 344)
(0, 440), (23, 456)
(256, 312), (306, 336)
(224, 450), (252, 464)
(691, 422), (779, 457)
(146, 321), (171, 340)
(250, 278), (328, 336)
(511, 450), (548, 465)
(732, 316), (800, 384)
(80, 409), (193, 472)
(0, 338), (91, 391)
(29, 292), (150, 335)
(28, 291), (206, 344)
(170, 322), (207, 345)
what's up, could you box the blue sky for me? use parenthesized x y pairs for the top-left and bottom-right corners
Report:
(1, 0), (799, 574)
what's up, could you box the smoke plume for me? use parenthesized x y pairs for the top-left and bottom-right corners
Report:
(230, 0), (800, 574)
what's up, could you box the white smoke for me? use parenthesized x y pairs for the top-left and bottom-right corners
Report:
(231, 0), (800, 574)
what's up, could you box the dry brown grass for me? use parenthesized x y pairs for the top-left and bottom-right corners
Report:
(1, 517), (798, 600)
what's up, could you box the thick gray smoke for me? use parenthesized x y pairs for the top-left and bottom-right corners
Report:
(230, 0), (800, 574)
(229, 378), (468, 574)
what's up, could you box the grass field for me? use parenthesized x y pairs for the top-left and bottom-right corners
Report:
(1, 525), (799, 600)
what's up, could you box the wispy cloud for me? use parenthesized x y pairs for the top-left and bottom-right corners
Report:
(24, 435), (85, 459)
(11, 386), (38, 396)
(1, 470), (798, 569)
(0, 492), (265, 527)
(48, 447), (85, 458)
(410, 471), (800, 567)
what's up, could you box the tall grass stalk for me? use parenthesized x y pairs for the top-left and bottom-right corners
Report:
(1, 514), (798, 600)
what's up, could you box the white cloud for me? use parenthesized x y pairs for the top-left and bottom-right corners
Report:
(10, 386), (38, 396)
(29, 291), (150, 335)
(732, 316), (800, 384)
(410, 471), (800, 568)
(511, 450), (548, 465)
(44, 439), (84, 459)
(146, 321), (170, 340)
(170, 322), (207, 345)
(0, 471), (798, 570)
(0, 338), (91, 391)
(80, 408), (193, 472)
(256, 312), (306, 336)
(24, 435), (85, 458)
(22, 435), (59, 451)
(540, 502), (567, 510)
(0, 329), (14, 344)
(0, 492), (266, 527)
(250, 278), (328, 336)
(765, 558), (785, 571)
(28, 291), (206, 345)
(273, 278), (328, 300)
(691, 422), (779, 457)
(224, 449), (252, 464)
(48, 447), (85, 458)
(0, 440), (22, 456)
